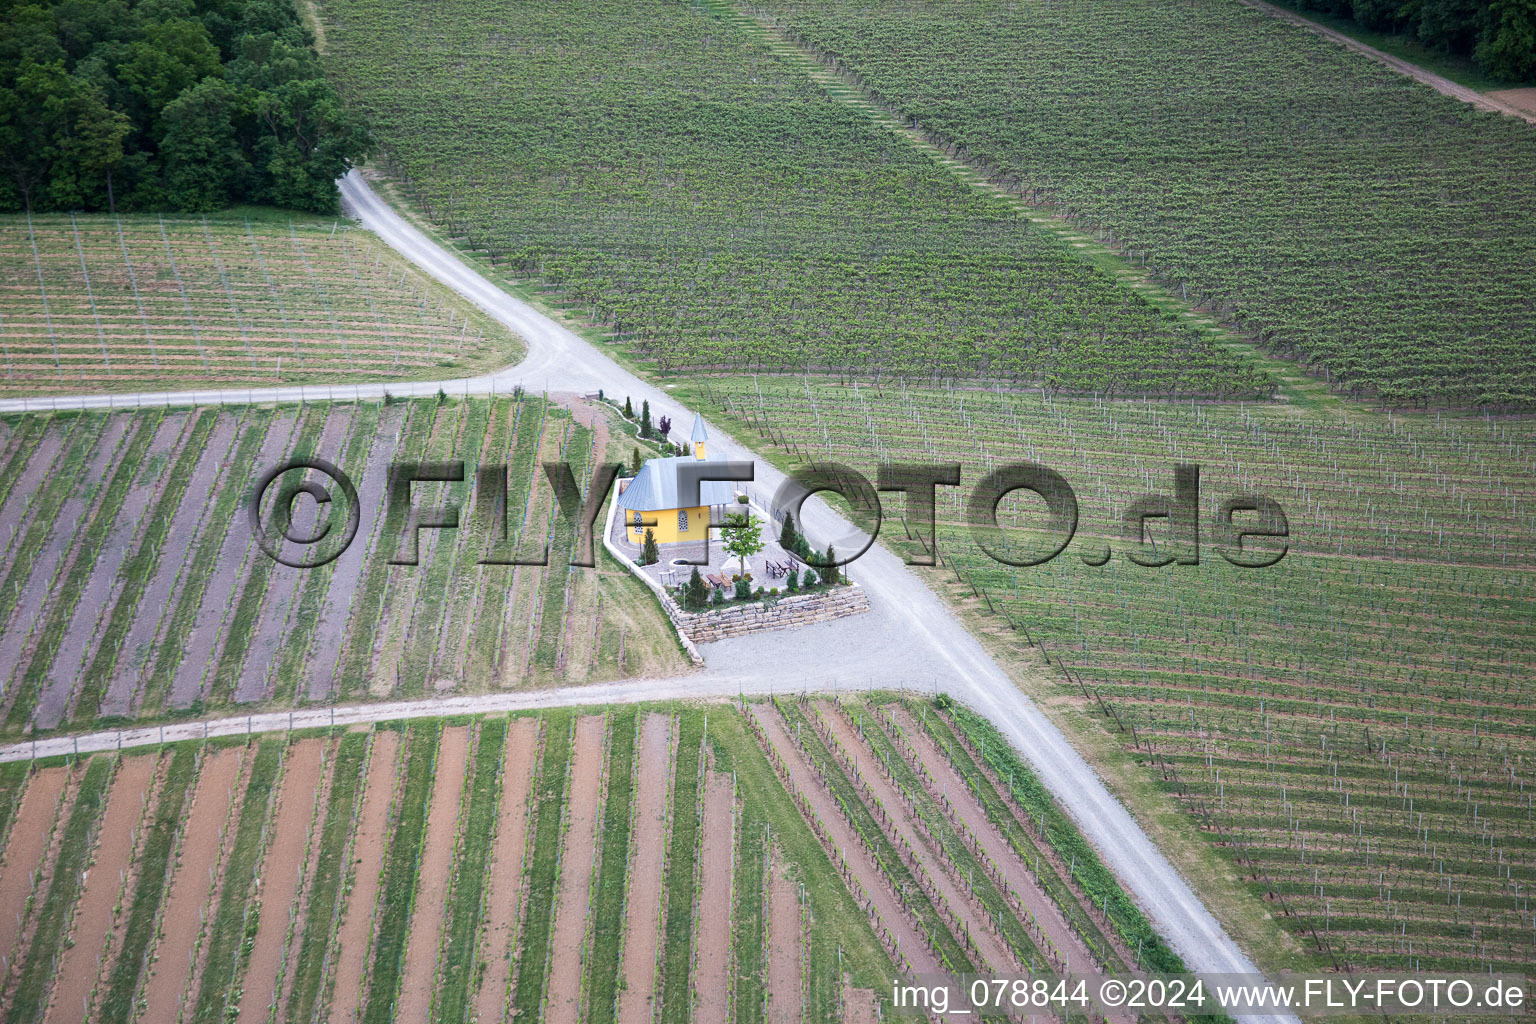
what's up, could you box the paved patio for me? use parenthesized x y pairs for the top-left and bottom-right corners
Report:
(608, 505), (800, 593)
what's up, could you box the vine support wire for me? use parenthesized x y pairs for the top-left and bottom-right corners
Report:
(26, 212), (61, 375)
(71, 212), (110, 374)
(159, 215), (208, 372)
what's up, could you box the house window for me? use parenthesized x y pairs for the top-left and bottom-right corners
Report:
(677, 509), (689, 532)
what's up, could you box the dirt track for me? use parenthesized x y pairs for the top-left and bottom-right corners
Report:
(396, 725), (470, 1023)
(474, 716), (539, 1024)
(1239, 0), (1536, 124)
(617, 713), (670, 1024)
(139, 746), (244, 1024)
(45, 754), (157, 1024)
(765, 856), (801, 1024)
(693, 769), (735, 1023)
(329, 729), (400, 1024)
(545, 714), (605, 1024)
(235, 739), (328, 1024)
(0, 766), (69, 967)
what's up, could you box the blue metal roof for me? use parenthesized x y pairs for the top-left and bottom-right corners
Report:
(690, 413), (708, 444)
(615, 454), (737, 512)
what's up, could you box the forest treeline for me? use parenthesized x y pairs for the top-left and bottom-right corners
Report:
(0, 0), (371, 213)
(1292, 0), (1536, 79)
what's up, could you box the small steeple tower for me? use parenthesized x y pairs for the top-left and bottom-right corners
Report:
(690, 413), (708, 460)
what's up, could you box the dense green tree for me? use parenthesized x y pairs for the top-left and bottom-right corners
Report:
(1478, 0), (1536, 78)
(160, 77), (246, 209)
(0, 0), (370, 212)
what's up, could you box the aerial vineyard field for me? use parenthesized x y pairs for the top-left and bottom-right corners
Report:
(750, 0), (1536, 406)
(0, 701), (1161, 1022)
(0, 212), (522, 396)
(314, 0), (1270, 396)
(0, 394), (684, 736)
(687, 376), (1536, 974)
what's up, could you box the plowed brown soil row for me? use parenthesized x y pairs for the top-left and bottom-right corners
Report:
(765, 855), (801, 1024)
(545, 715), (606, 1024)
(44, 754), (158, 1024)
(396, 725), (471, 1023)
(139, 746), (244, 1024)
(0, 766), (69, 969)
(693, 769), (735, 1024)
(820, 705), (1017, 973)
(329, 729), (401, 1024)
(474, 716), (540, 1024)
(617, 713), (671, 1024)
(747, 705), (940, 976)
(234, 739), (328, 1024)
(891, 708), (1101, 970)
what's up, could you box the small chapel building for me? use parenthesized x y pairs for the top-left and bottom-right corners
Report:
(616, 414), (736, 545)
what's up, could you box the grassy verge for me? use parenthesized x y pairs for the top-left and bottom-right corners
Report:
(657, 710), (703, 1021)
(72, 410), (216, 724)
(191, 739), (283, 1024)
(433, 717), (507, 1023)
(98, 743), (198, 1024)
(510, 709), (573, 1021)
(284, 731), (368, 1024)
(361, 719), (440, 1024)
(581, 708), (636, 1024)
(6, 756), (112, 1024)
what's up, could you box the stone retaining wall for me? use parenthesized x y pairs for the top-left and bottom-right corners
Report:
(665, 584), (871, 644)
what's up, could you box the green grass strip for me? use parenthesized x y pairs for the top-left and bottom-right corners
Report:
(191, 739), (283, 1024)
(0, 763), (31, 843)
(657, 709), (703, 1022)
(0, 413), (102, 637)
(944, 702), (1181, 971)
(0, 418), (41, 511)
(271, 403), (380, 704)
(99, 743), (198, 1024)
(774, 699), (974, 976)
(209, 407), (328, 704)
(7, 414), (157, 732)
(338, 401), (435, 697)
(433, 716), (507, 1023)
(142, 409), (269, 714)
(284, 731), (368, 1024)
(6, 756), (112, 1024)
(581, 707), (636, 1024)
(75, 410), (216, 725)
(361, 719), (440, 1024)
(510, 708), (572, 1022)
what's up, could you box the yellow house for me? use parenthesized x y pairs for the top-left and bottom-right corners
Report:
(616, 415), (735, 545)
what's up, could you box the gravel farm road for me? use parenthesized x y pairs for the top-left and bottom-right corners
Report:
(0, 171), (1296, 1018)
